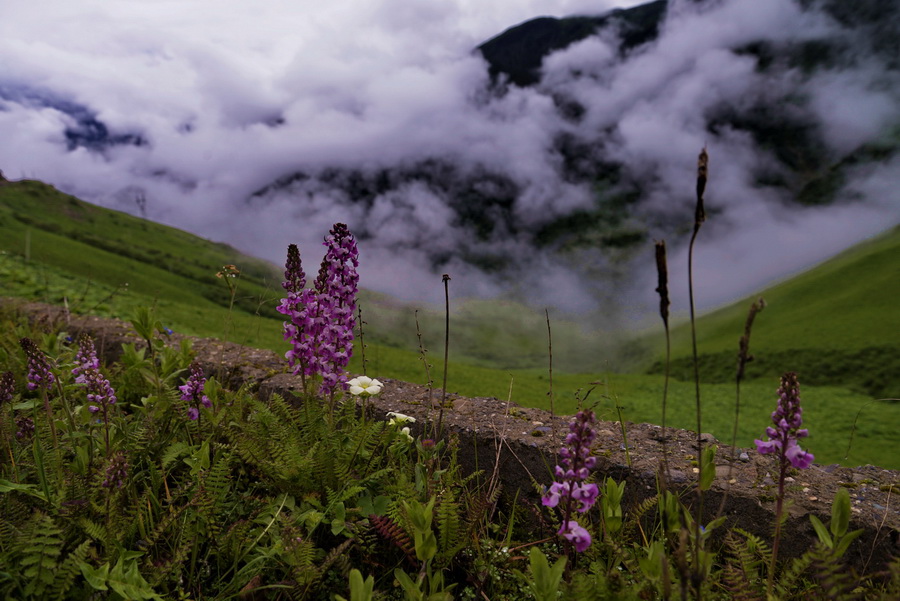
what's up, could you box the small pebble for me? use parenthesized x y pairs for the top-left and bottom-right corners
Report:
(531, 426), (552, 437)
(739, 452), (750, 462)
(785, 477), (795, 483)
(666, 470), (688, 484)
(809, 496), (818, 501)
(692, 467), (700, 474)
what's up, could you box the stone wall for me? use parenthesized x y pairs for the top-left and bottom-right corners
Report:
(9, 300), (899, 575)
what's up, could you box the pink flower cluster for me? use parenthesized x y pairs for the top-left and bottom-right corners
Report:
(277, 224), (359, 397)
(73, 335), (117, 413)
(180, 363), (211, 421)
(542, 409), (599, 552)
(755, 372), (814, 469)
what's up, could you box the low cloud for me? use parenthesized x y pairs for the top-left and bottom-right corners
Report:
(0, 0), (896, 321)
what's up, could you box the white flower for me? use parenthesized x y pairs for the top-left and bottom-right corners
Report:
(347, 376), (383, 396)
(386, 411), (416, 426)
(399, 426), (414, 443)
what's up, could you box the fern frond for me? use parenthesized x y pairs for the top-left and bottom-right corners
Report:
(436, 491), (462, 561)
(369, 514), (416, 565)
(809, 545), (863, 601)
(319, 538), (353, 578)
(78, 517), (108, 543)
(49, 539), (92, 601)
(161, 441), (190, 469)
(20, 512), (63, 598)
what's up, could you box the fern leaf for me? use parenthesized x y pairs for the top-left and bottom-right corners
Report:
(20, 512), (63, 598)
(50, 539), (92, 601)
(369, 514), (416, 565)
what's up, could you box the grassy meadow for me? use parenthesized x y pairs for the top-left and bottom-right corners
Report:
(1, 179), (898, 468)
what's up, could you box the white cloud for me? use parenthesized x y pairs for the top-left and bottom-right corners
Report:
(0, 0), (897, 320)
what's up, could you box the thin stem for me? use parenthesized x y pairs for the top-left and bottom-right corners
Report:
(688, 147), (708, 598)
(545, 309), (554, 422)
(414, 310), (434, 408)
(437, 274), (450, 439)
(40, 389), (58, 450)
(717, 298), (765, 519)
(768, 451), (789, 596)
(655, 240), (671, 487)
(357, 304), (367, 376)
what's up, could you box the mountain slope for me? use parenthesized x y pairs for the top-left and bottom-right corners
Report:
(2, 178), (898, 467)
(648, 224), (900, 398)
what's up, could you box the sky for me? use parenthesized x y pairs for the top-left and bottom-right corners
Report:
(0, 0), (897, 322)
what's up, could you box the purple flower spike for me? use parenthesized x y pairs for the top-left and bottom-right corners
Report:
(281, 243), (306, 294)
(754, 372), (814, 469)
(314, 223), (359, 396)
(15, 416), (35, 440)
(73, 336), (117, 410)
(543, 409), (599, 551)
(102, 452), (129, 489)
(0, 371), (15, 405)
(72, 335), (100, 383)
(180, 363), (209, 420)
(20, 338), (55, 392)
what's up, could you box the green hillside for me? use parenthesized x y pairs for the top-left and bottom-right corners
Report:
(2, 178), (899, 468)
(0, 178), (292, 350)
(649, 225), (900, 399)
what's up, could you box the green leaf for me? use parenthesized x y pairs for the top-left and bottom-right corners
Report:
(0, 479), (48, 502)
(107, 556), (162, 600)
(830, 487), (851, 540)
(833, 528), (865, 558)
(79, 562), (110, 591)
(809, 514), (833, 548)
(393, 568), (423, 601)
(699, 445), (717, 491)
(346, 569), (375, 601)
(528, 547), (566, 601)
(331, 501), (347, 535)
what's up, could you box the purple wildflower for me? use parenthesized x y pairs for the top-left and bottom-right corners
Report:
(72, 335), (100, 384)
(313, 223), (359, 396)
(277, 225), (359, 398)
(277, 244), (315, 380)
(15, 415), (34, 440)
(102, 452), (128, 489)
(0, 371), (15, 404)
(543, 409), (599, 551)
(73, 336), (117, 412)
(754, 372), (814, 469)
(180, 363), (210, 420)
(559, 520), (592, 552)
(281, 243), (306, 294)
(20, 338), (55, 392)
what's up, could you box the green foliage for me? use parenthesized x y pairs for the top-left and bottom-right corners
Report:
(523, 547), (566, 601)
(334, 568), (375, 601)
(808, 487), (865, 559)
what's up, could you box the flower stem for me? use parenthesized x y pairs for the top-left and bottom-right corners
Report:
(438, 274), (450, 439)
(768, 449), (789, 596)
